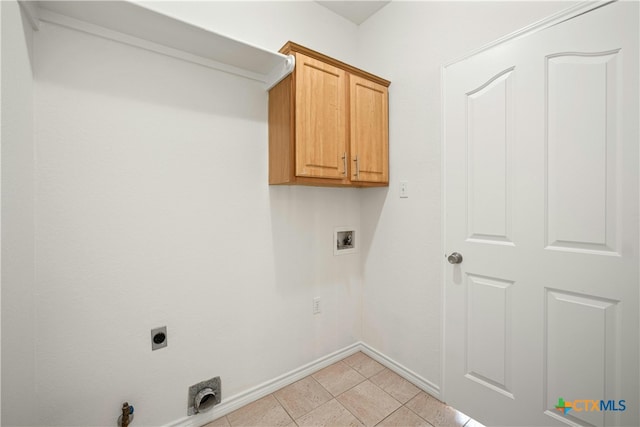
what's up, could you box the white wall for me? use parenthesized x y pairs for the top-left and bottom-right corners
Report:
(357, 1), (575, 394)
(3, 1), (586, 426)
(1, 1), (36, 425)
(1, 2), (3, 418)
(137, 0), (359, 61)
(1, 2), (3, 420)
(31, 2), (361, 426)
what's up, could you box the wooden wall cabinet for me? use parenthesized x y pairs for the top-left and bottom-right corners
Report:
(269, 42), (390, 187)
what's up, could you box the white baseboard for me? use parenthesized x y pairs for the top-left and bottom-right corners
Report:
(166, 342), (362, 427)
(358, 342), (441, 399)
(166, 341), (441, 427)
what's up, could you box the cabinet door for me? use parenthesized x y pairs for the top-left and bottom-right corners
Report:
(295, 52), (348, 179)
(350, 75), (389, 183)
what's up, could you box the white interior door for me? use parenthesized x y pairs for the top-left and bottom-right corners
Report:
(443, 2), (639, 426)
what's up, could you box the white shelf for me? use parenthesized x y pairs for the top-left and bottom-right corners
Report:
(20, 0), (295, 90)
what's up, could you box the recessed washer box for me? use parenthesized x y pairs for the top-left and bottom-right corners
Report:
(334, 226), (358, 255)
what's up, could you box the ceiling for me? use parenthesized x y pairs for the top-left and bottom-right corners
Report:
(315, 1), (391, 25)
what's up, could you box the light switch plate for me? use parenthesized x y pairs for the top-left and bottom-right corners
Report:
(400, 181), (409, 198)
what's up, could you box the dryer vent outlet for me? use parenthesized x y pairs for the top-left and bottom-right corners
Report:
(188, 376), (221, 416)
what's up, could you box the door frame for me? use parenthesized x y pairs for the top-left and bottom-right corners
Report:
(439, 0), (619, 403)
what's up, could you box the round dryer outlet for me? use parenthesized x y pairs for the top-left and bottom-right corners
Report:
(187, 377), (221, 415)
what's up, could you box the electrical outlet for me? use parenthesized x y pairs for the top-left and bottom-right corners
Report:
(151, 326), (167, 351)
(400, 181), (409, 198)
(313, 297), (321, 314)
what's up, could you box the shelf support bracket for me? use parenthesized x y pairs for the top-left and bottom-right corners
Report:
(265, 54), (296, 90)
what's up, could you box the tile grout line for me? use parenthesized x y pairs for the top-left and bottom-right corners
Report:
(312, 359), (366, 398)
(310, 354), (391, 426)
(372, 404), (431, 427)
(401, 402), (437, 427)
(334, 359), (406, 427)
(271, 391), (296, 425)
(204, 352), (474, 427)
(316, 354), (404, 427)
(373, 405), (403, 427)
(308, 359), (370, 426)
(276, 370), (353, 425)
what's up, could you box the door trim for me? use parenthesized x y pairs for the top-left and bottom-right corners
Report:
(442, 1), (615, 69)
(440, 0), (618, 403)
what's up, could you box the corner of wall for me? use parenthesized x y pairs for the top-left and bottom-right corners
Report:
(0, 1), (4, 419)
(1, 1), (36, 425)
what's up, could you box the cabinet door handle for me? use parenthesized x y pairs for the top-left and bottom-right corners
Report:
(353, 155), (359, 179)
(342, 152), (347, 176)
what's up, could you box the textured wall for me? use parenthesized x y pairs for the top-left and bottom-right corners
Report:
(32, 3), (361, 426)
(1, 1), (36, 425)
(357, 0), (575, 395)
(3, 1), (583, 425)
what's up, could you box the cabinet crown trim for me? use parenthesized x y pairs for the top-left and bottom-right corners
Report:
(280, 41), (391, 88)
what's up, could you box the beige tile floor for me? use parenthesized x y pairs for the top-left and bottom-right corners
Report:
(203, 352), (481, 427)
